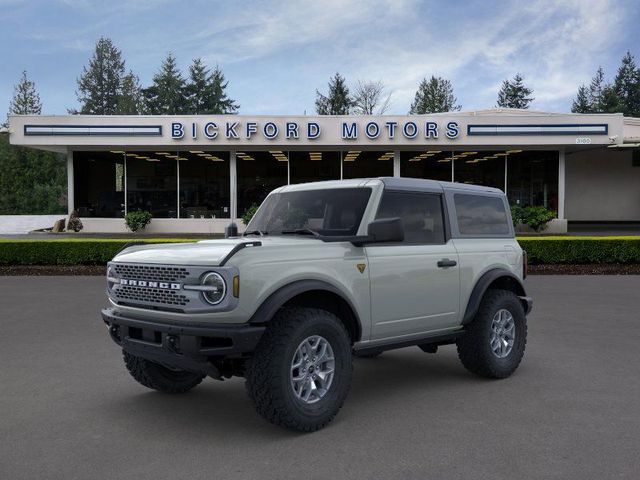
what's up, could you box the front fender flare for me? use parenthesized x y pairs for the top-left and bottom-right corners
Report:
(248, 279), (362, 339)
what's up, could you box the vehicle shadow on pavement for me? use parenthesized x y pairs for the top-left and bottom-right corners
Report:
(100, 347), (482, 438)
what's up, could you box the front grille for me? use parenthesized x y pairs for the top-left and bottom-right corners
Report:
(113, 264), (189, 282)
(115, 285), (190, 307)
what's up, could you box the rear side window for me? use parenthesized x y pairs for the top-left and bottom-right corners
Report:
(454, 194), (510, 236)
(375, 191), (445, 244)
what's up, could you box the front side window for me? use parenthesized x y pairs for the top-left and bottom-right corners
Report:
(246, 188), (372, 236)
(375, 191), (445, 244)
(454, 193), (510, 235)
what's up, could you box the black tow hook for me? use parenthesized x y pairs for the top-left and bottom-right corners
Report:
(166, 335), (180, 353)
(107, 324), (121, 343)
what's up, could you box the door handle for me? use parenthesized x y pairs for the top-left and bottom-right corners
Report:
(437, 258), (457, 268)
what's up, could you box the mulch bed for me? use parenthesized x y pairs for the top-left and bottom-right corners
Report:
(0, 265), (106, 276)
(529, 264), (640, 275)
(1, 264), (639, 276)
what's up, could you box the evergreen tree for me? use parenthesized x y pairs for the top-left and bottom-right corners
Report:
(8, 70), (42, 117)
(185, 59), (239, 114)
(315, 73), (352, 115)
(144, 53), (187, 115)
(116, 71), (144, 115)
(588, 66), (607, 111)
(0, 134), (66, 215)
(613, 51), (640, 117)
(75, 37), (125, 114)
(208, 65), (239, 114)
(496, 73), (534, 109)
(409, 76), (461, 114)
(571, 85), (591, 113)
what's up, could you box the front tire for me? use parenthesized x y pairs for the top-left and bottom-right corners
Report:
(245, 307), (353, 432)
(123, 351), (205, 394)
(456, 289), (527, 379)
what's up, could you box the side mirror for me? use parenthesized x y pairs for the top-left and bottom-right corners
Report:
(365, 217), (404, 244)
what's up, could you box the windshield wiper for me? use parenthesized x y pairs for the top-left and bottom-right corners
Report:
(243, 229), (267, 236)
(280, 228), (320, 237)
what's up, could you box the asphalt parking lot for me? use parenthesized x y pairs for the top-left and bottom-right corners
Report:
(1, 276), (639, 480)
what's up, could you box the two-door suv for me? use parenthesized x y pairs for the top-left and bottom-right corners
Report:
(102, 177), (532, 431)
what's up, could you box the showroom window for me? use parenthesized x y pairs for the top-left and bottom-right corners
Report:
(342, 150), (394, 179)
(507, 150), (558, 210)
(237, 151), (288, 217)
(178, 151), (230, 218)
(453, 151), (505, 190)
(73, 151), (125, 218)
(401, 150), (452, 181)
(289, 151), (341, 184)
(126, 151), (177, 218)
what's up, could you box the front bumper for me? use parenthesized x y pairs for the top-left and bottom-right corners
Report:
(101, 308), (265, 376)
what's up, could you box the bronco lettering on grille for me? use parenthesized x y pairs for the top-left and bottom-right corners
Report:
(119, 279), (181, 290)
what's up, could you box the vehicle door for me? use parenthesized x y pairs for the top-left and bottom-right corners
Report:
(365, 189), (460, 341)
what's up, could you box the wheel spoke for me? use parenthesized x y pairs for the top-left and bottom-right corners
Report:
(490, 309), (516, 359)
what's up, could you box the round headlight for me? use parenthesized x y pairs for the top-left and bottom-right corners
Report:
(107, 265), (116, 291)
(201, 272), (226, 305)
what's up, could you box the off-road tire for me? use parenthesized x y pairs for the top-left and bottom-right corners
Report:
(456, 289), (527, 379)
(123, 351), (205, 394)
(245, 307), (353, 432)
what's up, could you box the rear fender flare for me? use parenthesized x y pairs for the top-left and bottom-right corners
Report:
(462, 268), (528, 324)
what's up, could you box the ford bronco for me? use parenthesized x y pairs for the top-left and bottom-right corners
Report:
(102, 177), (532, 431)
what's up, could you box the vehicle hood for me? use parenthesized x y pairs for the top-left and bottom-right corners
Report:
(112, 236), (323, 266)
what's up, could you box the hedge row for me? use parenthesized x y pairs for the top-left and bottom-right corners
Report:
(0, 239), (194, 265)
(0, 237), (639, 266)
(518, 237), (640, 264)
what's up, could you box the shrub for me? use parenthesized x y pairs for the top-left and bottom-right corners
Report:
(511, 205), (556, 232)
(523, 206), (556, 232)
(125, 210), (152, 232)
(66, 210), (83, 232)
(241, 204), (259, 226)
(0, 239), (195, 265)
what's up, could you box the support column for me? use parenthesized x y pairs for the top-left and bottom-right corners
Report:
(230, 150), (237, 221)
(558, 148), (566, 220)
(393, 150), (400, 177)
(66, 148), (74, 216)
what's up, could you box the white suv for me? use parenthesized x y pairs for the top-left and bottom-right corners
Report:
(102, 178), (532, 432)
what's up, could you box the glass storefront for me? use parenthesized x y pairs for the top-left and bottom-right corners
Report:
(401, 150), (452, 182)
(289, 151), (341, 184)
(126, 151), (177, 218)
(73, 151), (125, 217)
(453, 150), (505, 189)
(73, 148), (561, 219)
(237, 150), (288, 217)
(342, 150), (394, 179)
(507, 150), (558, 210)
(178, 151), (230, 218)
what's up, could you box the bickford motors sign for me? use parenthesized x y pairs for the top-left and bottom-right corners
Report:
(170, 120), (461, 142)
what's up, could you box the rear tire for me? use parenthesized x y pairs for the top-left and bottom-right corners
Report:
(245, 307), (352, 432)
(456, 289), (527, 379)
(123, 351), (205, 394)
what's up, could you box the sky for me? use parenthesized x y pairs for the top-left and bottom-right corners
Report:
(1, 0), (639, 118)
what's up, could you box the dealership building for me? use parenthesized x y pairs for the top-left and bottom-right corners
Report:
(8, 109), (640, 233)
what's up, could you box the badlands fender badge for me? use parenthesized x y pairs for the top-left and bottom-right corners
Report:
(356, 263), (366, 274)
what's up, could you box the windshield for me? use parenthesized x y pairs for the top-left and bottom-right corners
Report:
(246, 188), (372, 236)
